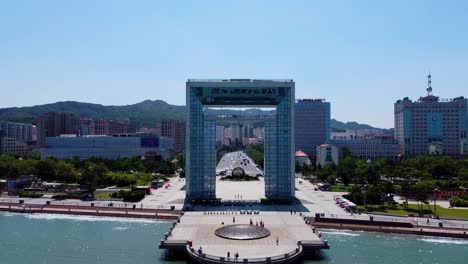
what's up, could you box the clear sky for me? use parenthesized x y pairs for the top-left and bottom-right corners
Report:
(1, 0), (467, 128)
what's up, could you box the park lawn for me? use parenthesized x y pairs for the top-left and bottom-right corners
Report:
(94, 193), (112, 200)
(358, 203), (468, 219)
(331, 184), (354, 192)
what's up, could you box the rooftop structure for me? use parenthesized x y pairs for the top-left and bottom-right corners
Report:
(295, 150), (312, 166)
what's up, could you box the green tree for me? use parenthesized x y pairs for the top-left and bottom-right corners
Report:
(318, 164), (336, 183)
(35, 159), (57, 181)
(457, 167), (468, 181)
(55, 161), (77, 183)
(345, 185), (364, 205)
(80, 162), (108, 196)
(337, 156), (356, 185)
(400, 181), (413, 208)
(413, 182), (432, 213)
(353, 160), (369, 183)
(175, 153), (185, 170)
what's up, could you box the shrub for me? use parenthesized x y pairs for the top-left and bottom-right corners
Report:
(221, 176), (259, 181)
(19, 192), (43, 198)
(52, 193), (87, 200)
(260, 198), (292, 205)
(190, 198), (222, 205)
(450, 196), (468, 207)
(120, 189), (146, 202)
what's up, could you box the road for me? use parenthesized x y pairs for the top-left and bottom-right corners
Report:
(216, 150), (263, 177)
(295, 178), (468, 229)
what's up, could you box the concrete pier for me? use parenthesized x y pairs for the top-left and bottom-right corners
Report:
(160, 212), (329, 263)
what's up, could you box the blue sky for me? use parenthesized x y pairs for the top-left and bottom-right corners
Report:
(1, 0), (467, 128)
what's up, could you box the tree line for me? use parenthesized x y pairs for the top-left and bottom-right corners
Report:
(0, 154), (176, 195)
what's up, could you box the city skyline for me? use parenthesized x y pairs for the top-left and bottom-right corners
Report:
(1, 1), (468, 128)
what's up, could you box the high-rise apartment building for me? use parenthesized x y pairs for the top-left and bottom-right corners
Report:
(394, 75), (468, 158)
(253, 127), (265, 139)
(94, 119), (135, 136)
(215, 125), (225, 146)
(295, 99), (331, 158)
(243, 124), (254, 138)
(0, 130), (29, 155)
(79, 118), (95, 136)
(156, 120), (186, 153)
(36, 112), (79, 147)
(0, 121), (33, 142)
(228, 124), (242, 146)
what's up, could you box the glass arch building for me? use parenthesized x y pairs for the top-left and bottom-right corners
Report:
(186, 79), (295, 200)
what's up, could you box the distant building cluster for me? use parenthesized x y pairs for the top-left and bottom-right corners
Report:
(211, 123), (266, 148)
(0, 112), (181, 160)
(294, 74), (468, 165)
(1, 74), (467, 163)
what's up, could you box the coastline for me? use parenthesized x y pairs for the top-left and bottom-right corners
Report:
(2, 201), (467, 240)
(0, 202), (180, 222)
(313, 221), (468, 239)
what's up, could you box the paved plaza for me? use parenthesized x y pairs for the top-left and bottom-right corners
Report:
(216, 176), (265, 200)
(168, 212), (324, 259)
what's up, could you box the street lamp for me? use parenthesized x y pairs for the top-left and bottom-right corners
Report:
(362, 184), (368, 209)
(366, 159), (372, 182)
(433, 188), (439, 218)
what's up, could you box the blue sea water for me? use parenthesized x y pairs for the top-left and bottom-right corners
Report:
(0, 213), (466, 264)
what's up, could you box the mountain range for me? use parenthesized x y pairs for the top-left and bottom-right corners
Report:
(0, 100), (391, 132)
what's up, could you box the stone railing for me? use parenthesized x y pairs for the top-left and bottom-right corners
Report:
(186, 244), (302, 264)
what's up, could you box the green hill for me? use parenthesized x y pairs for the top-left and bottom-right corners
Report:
(0, 100), (185, 128)
(0, 100), (388, 132)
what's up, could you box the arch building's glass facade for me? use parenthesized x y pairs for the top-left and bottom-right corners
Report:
(186, 79), (295, 200)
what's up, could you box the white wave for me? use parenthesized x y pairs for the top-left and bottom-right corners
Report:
(0, 212), (16, 217)
(418, 238), (468, 245)
(113, 226), (130, 231)
(22, 213), (163, 224)
(320, 231), (360, 237)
